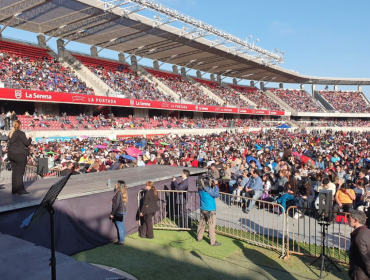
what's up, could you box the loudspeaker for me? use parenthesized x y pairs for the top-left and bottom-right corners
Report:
(37, 158), (49, 176)
(318, 190), (333, 218)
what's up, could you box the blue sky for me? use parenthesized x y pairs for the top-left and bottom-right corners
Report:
(2, 0), (369, 97)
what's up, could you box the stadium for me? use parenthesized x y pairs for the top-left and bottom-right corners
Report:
(0, 1), (369, 280)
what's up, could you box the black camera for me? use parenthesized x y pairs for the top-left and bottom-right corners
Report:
(0, 133), (8, 141)
(196, 172), (214, 191)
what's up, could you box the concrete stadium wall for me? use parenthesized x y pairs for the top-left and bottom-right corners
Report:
(296, 112), (370, 118)
(24, 126), (370, 140)
(29, 128), (242, 139)
(306, 127), (370, 132)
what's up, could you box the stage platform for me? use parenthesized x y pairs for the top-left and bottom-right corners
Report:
(0, 166), (205, 255)
(0, 165), (206, 213)
(0, 234), (134, 280)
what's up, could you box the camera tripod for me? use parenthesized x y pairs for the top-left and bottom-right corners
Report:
(310, 217), (341, 278)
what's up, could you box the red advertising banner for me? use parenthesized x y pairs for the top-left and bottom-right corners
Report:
(0, 88), (285, 116)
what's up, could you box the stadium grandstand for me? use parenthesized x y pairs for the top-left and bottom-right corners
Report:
(1, 2), (370, 280)
(0, 0), (368, 132)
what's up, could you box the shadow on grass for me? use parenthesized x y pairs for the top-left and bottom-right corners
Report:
(297, 254), (348, 279)
(75, 240), (262, 280)
(235, 240), (299, 280)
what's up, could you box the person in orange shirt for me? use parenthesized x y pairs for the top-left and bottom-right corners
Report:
(333, 183), (356, 220)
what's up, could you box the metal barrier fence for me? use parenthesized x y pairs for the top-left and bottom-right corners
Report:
(0, 162), (62, 185)
(137, 190), (200, 230)
(217, 192), (286, 256)
(137, 189), (286, 257)
(286, 206), (351, 264)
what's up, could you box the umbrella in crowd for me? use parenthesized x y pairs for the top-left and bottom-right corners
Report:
(292, 152), (314, 164)
(122, 155), (137, 161)
(95, 145), (107, 149)
(126, 147), (142, 157)
(246, 156), (262, 169)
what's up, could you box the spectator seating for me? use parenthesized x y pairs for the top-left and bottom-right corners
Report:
(319, 91), (370, 113)
(17, 114), (285, 131)
(228, 85), (283, 111)
(145, 68), (218, 105)
(298, 119), (370, 127)
(0, 40), (94, 94)
(193, 78), (251, 108)
(270, 89), (325, 112)
(72, 54), (174, 102)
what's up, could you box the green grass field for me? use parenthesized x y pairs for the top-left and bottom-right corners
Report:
(73, 230), (349, 280)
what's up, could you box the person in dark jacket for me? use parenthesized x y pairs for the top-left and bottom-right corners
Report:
(348, 210), (370, 280)
(140, 181), (159, 239)
(110, 180), (128, 245)
(172, 169), (190, 228)
(0, 143), (4, 190)
(8, 120), (32, 195)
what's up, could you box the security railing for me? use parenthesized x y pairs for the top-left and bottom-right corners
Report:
(137, 190), (200, 230)
(286, 206), (351, 264)
(137, 189), (286, 257)
(0, 162), (62, 185)
(136, 188), (356, 263)
(217, 192), (286, 256)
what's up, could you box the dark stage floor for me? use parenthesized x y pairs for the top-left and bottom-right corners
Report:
(0, 234), (131, 280)
(0, 166), (206, 213)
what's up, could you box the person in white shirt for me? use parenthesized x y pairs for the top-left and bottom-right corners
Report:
(137, 155), (146, 167)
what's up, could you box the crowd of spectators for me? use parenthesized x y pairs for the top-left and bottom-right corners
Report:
(231, 86), (283, 111)
(193, 79), (252, 108)
(271, 89), (324, 112)
(298, 119), (370, 127)
(73, 55), (174, 102)
(319, 91), (370, 113)
(0, 51), (94, 94)
(147, 70), (218, 106)
(6, 112), (284, 131)
(2, 128), (370, 222)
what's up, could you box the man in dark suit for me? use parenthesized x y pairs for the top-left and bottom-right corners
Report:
(348, 210), (370, 280)
(172, 169), (190, 228)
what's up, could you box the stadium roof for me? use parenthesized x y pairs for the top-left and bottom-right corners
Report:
(0, 0), (369, 85)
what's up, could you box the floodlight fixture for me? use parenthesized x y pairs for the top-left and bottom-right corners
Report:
(182, 59), (197, 67)
(158, 54), (178, 67)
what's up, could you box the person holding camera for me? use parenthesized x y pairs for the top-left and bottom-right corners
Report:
(172, 169), (190, 228)
(197, 178), (221, 246)
(110, 180), (128, 245)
